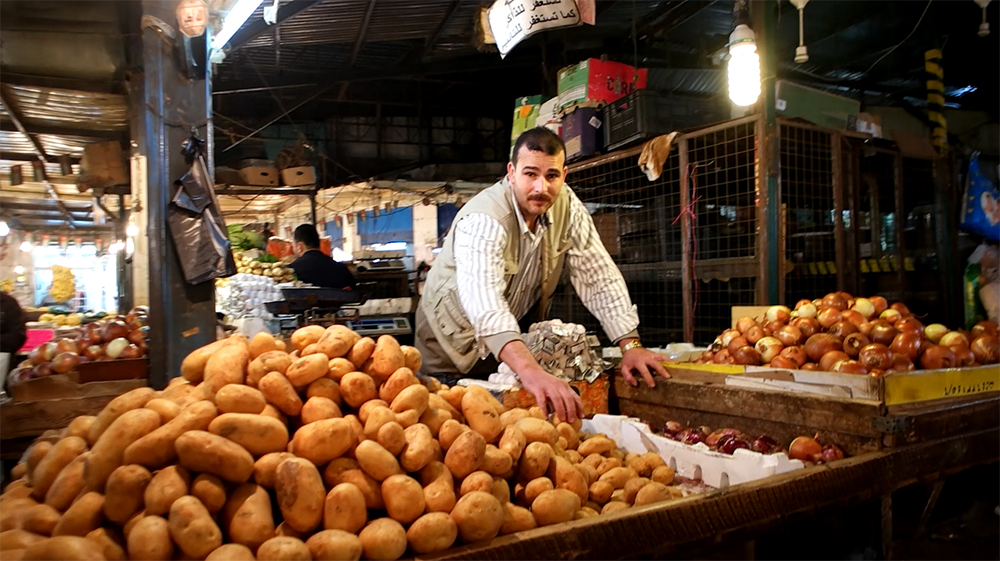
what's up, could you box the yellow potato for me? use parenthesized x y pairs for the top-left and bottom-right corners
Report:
(598, 467), (636, 490)
(104, 464), (152, 523)
(0, 498), (37, 533)
(354, 441), (401, 482)
(84, 409), (161, 492)
(518, 442), (552, 481)
(588, 480), (614, 504)
(291, 418), (356, 465)
(275, 458), (325, 533)
(254, 452), (296, 488)
(624, 477), (651, 504)
(20, 505), (59, 536)
(390, 384), (429, 417)
(301, 396), (343, 425)
(249, 332), (284, 359)
(399, 345), (422, 374)
(201, 344), (250, 398)
(481, 445), (513, 476)
(127, 514), (173, 561)
(499, 408), (531, 429)
(143, 399), (181, 423)
(499, 503), (537, 536)
(181, 339), (233, 383)
(85, 527), (126, 561)
(651, 465), (676, 486)
(498, 425), (527, 463)
(438, 419), (470, 451)
(123, 401), (217, 469)
(223, 483), (275, 551)
(205, 544), (256, 561)
(291, 325), (325, 352)
(21, 535), (107, 561)
(459, 471), (493, 497)
(523, 477), (553, 506)
(167, 496), (221, 558)
(514, 417), (559, 446)
(306, 378), (342, 406)
(257, 536), (311, 561)
(419, 408), (452, 437)
(381, 475), (425, 524)
(378, 368), (416, 404)
(144, 465), (190, 516)
(323, 483), (367, 534)
(286, 353), (330, 387)
(461, 389), (502, 443)
(175, 431), (255, 483)
(214, 385), (267, 414)
(406, 512), (457, 554)
(369, 336), (405, 384)
(451, 491), (503, 543)
(376, 423), (406, 457)
(363, 407), (398, 441)
(578, 436), (616, 457)
(51, 491), (104, 537)
(548, 456), (588, 503)
(357, 400), (389, 425)
(327, 358), (355, 382)
(0, 529), (46, 550)
(444, 430), (485, 479)
(358, 518), (407, 561)
(428, 392), (463, 423)
(208, 413), (289, 456)
(556, 423), (579, 450)
(42, 453), (88, 512)
(347, 337), (376, 367)
(247, 351), (293, 388)
(633, 481), (676, 506)
(30, 437), (88, 500)
(190, 474), (226, 514)
(339, 372), (377, 409)
(315, 325), (360, 359)
(531, 488), (580, 526)
(419, 462), (456, 514)
(306, 530), (363, 561)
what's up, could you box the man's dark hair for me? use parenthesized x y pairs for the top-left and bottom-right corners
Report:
(511, 127), (565, 166)
(293, 224), (320, 248)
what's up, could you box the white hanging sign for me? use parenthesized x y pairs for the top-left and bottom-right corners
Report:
(488, 0), (580, 57)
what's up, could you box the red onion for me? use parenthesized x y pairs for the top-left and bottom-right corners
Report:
(716, 434), (750, 455)
(751, 435), (780, 454)
(820, 444), (845, 463)
(663, 421), (684, 436)
(706, 428), (748, 448)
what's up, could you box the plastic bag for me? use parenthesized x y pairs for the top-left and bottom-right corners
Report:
(960, 153), (1000, 241)
(167, 139), (237, 285)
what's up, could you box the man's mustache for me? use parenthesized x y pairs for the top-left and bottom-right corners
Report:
(528, 194), (551, 202)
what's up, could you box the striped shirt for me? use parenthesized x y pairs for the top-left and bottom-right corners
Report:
(452, 183), (639, 359)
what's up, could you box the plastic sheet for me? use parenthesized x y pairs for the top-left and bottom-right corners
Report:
(960, 153), (1000, 242)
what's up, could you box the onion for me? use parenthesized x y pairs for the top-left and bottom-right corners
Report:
(840, 309), (865, 327)
(833, 359), (868, 375)
(919, 344), (956, 370)
(36, 363), (53, 378)
(820, 445), (845, 463)
(870, 296), (889, 315)
(751, 435), (780, 454)
(895, 317), (924, 335)
(51, 352), (80, 374)
(774, 325), (804, 347)
(801, 363), (819, 371)
(766, 305), (791, 323)
(804, 333), (842, 362)
(720, 329), (740, 349)
(822, 293), (848, 312)
(838, 291), (854, 302)
(663, 421), (684, 436)
(733, 346), (762, 365)
(890, 332), (922, 361)
(83, 345), (105, 361)
(103, 320), (130, 344)
(817, 307), (842, 328)
(727, 336), (749, 356)
(794, 299), (812, 310)
(755, 337), (784, 363)
(788, 436), (823, 462)
(951, 345), (975, 367)
(843, 333), (871, 358)
(680, 428), (707, 445)
(971, 321), (1000, 340)
(706, 428), (748, 448)
(736, 316), (757, 335)
(126, 329), (146, 346)
(770, 356), (799, 369)
(924, 324), (949, 343)
(939, 331), (969, 349)
(890, 302), (911, 317)
(712, 349), (731, 364)
(820, 350), (850, 371)
(890, 353), (915, 372)
(55, 339), (78, 355)
(880, 308), (902, 324)
(971, 335), (999, 364)
(746, 325), (766, 345)
(870, 324), (899, 346)
(859, 343), (893, 371)
(30, 342), (56, 366)
(794, 317), (821, 337)
(118, 344), (143, 360)
(716, 434), (750, 455)
(700, 350), (715, 362)
(765, 320), (787, 335)
(829, 321), (859, 340)
(869, 369), (885, 378)
(796, 302), (818, 319)
(780, 345), (808, 367)
(106, 337), (130, 359)
(852, 297), (875, 319)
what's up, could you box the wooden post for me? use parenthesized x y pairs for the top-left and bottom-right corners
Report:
(893, 152), (906, 302)
(679, 137), (694, 343)
(832, 133), (846, 292)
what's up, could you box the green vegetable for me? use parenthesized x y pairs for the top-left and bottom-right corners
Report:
(256, 254), (278, 263)
(228, 224), (265, 250)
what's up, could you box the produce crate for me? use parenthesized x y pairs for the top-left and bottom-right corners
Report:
(603, 90), (725, 151)
(501, 377), (610, 416)
(7, 362), (148, 401)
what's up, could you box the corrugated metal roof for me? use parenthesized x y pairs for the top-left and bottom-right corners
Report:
(0, 160), (80, 176)
(2, 85), (128, 132)
(0, 130), (100, 155)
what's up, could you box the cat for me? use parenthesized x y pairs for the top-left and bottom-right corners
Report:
(638, 132), (679, 181)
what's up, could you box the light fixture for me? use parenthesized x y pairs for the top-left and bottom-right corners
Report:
(727, 23), (762, 106)
(789, 0), (809, 63)
(14, 265), (24, 275)
(211, 0), (264, 51)
(126, 238), (135, 255)
(0, 221), (8, 237)
(126, 221), (139, 238)
(9, 165), (23, 186)
(975, 0), (991, 36)
(20, 240), (32, 253)
(58, 154), (74, 176)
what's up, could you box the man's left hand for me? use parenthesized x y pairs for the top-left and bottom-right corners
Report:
(621, 347), (671, 388)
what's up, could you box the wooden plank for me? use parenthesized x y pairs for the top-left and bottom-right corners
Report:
(883, 365), (999, 406)
(882, 394), (1000, 448)
(0, 379), (146, 439)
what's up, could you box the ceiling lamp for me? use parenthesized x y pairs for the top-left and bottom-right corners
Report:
(0, 221), (8, 237)
(975, 0), (991, 36)
(211, 0), (264, 51)
(20, 234), (32, 253)
(789, 0), (810, 62)
(728, 23), (761, 106)
(10, 165), (23, 186)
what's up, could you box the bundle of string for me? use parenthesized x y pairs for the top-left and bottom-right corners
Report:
(672, 162), (702, 325)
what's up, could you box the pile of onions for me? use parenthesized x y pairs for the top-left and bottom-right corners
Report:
(659, 420), (845, 464)
(693, 294), (999, 375)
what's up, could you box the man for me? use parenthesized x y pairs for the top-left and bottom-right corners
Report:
(416, 127), (670, 423)
(289, 224), (356, 289)
(0, 292), (27, 355)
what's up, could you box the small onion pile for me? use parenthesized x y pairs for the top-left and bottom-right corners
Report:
(659, 422), (845, 464)
(695, 292), (1000, 376)
(9, 307), (150, 384)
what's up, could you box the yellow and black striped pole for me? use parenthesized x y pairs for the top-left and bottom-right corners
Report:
(925, 49), (946, 153)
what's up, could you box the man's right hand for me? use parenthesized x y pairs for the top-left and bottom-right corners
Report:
(518, 367), (584, 424)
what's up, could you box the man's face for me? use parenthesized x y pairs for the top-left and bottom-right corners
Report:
(507, 146), (567, 223)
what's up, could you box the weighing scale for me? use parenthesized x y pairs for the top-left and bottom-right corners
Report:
(343, 316), (412, 337)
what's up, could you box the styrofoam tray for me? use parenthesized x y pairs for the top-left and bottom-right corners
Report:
(582, 414), (804, 489)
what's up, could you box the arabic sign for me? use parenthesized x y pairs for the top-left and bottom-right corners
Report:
(488, 0), (581, 57)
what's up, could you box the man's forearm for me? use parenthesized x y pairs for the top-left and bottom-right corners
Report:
(497, 339), (547, 380)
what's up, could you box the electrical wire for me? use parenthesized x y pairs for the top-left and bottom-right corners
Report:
(863, 0), (933, 76)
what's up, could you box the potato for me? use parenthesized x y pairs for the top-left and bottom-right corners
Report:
(548, 456), (588, 503)
(347, 337), (376, 367)
(10, 462), (28, 481)
(253, 452), (295, 489)
(30, 437), (87, 500)
(85, 528), (126, 561)
(497, 427), (527, 465)
(0, 529), (46, 550)
(84, 409), (160, 492)
(598, 467), (635, 490)
(419, 462), (456, 514)
(357, 518), (406, 561)
(121, 511), (145, 542)
(428, 393), (462, 423)
(376, 423), (406, 457)
(261, 404), (288, 424)
(459, 471), (493, 496)
(291, 418), (356, 465)
(181, 339), (232, 383)
(527, 406), (546, 420)
(399, 346), (422, 374)
(340, 372), (377, 409)
(306, 529), (363, 561)
(354, 441), (401, 482)
(2, 479), (30, 501)
(610, 489), (626, 503)
(588, 480), (614, 504)
(596, 457), (623, 477)
(481, 444), (513, 476)
(21, 535), (107, 561)
(161, 381), (200, 407)
(144, 466), (189, 516)
(123, 401), (217, 469)
(523, 478), (553, 505)
(104, 465), (152, 522)
(215, 385), (267, 414)
(577, 464), (598, 486)
(624, 477), (651, 504)
(369, 336), (405, 384)
(248, 351), (293, 388)
(413, 410), (448, 439)
(327, 358), (355, 382)
(43, 454), (88, 512)
(335, 469), (384, 511)
(291, 325), (325, 352)
(258, 372), (303, 416)
(378, 368), (416, 404)
(0, 499), (36, 533)
(500, 503), (537, 535)
(531, 489), (580, 526)
(499, 408), (530, 429)
(363, 407), (397, 441)
(205, 544), (256, 561)
(167, 495), (221, 558)
(250, 332), (284, 359)
(175, 431), (255, 483)
(286, 354), (330, 388)
(357, 400), (388, 425)
(257, 537), (310, 561)
(444, 430), (485, 479)
(144, 399), (181, 423)
(581, 453), (603, 469)
(301, 343), (320, 357)
(491, 477), (511, 504)
(556, 423), (579, 450)
(51, 491), (104, 537)
(406, 512), (456, 554)
(395, 409), (419, 428)
(574, 507), (599, 520)
(223, 483), (275, 551)
(514, 417), (559, 446)
(201, 344), (250, 398)
(381, 475), (425, 525)
(451, 491), (502, 543)
(307, 378), (343, 405)
(316, 325), (359, 358)
(633, 481), (676, 506)
(626, 456), (654, 479)
(276, 458), (325, 532)
(651, 465), (676, 486)
(323, 483), (367, 534)
(20, 505), (59, 536)
(579, 435), (617, 457)
(190, 474), (226, 514)
(461, 389), (502, 443)
(518, 442), (552, 480)
(208, 413), (289, 456)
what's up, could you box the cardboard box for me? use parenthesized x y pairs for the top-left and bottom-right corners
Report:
(775, 80), (861, 131)
(537, 96), (561, 136)
(848, 112), (883, 138)
(561, 106), (604, 162)
(79, 141), (129, 191)
(731, 306), (770, 328)
(511, 95), (543, 150)
(557, 58), (647, 111)
(281, 166), (316, 186)
(237, 159), (279, 186)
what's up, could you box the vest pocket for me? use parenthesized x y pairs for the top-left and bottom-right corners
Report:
(433, 292), (475, 355)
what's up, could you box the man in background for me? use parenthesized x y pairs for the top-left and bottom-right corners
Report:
(289, 224), (356, 289)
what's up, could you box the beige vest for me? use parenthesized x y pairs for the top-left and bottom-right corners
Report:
(420, 178), (574, 372)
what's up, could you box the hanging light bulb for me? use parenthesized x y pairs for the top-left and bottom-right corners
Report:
(126, 238), (135, 255)
(727, 23), (761, 106)
(789, 0), (809, 63)
(14, 265), (24, 275)
(20, 240), (33, 252)
(975, 0), (991, 36)
(0, 221), (8, 237)
(126, 220), (139, 238)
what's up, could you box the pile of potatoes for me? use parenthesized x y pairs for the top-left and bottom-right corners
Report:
(0, 325), (684, 561)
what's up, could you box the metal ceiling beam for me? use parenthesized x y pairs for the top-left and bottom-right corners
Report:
(0, 152), (81, 164)
(420, 0), (461, 62)
(0, 70), (120, 94)
(0, 121), (126, 142)
(1, 200), (92, 212)
(227, 0), (326, 53)
(0, 85), (76, 228)
(348, 0), (378, 67)
(639, 0), (717, 40)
